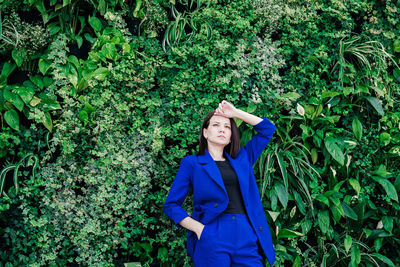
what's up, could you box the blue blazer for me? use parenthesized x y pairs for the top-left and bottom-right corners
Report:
(163, 117), (276, 266)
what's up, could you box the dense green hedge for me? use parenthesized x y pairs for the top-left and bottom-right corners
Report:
(1, 0), (399, 266)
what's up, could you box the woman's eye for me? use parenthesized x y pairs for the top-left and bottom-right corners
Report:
(225, 126), (230, 129)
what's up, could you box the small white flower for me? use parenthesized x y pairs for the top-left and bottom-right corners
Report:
(376, 220), (383, 229)
(330, 166), (336, 177)
(297, 103), (305, 116)
(328, 104), (331, 109)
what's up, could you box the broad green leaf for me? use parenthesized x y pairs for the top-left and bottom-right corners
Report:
(382, 216), (393, 233)
(101, 43), (117, 60)
(344, 235), (352, 253)
(274, 182), (288, 209)
(379, 132), (391, 146)
(349, 179), (361, 195)
(372, 253), (395, 266)
(351, 245), (361, 265)
(14, 86), (35, 104)
(293, 255), (302, 267)
(365, 96), (384, 116)
(12, 48), (26, 67)
(324, 137), (345, 165)
(38, 59), (51, 75)
(29, 96), (41, 107)
(277, 228), (304, 238)
(0, 62), (16, 84)
(4, 88), (24, 111)
(89, 16), (102, 32)
(124, 262), (141, 267)
(91, 68), (109, 81)
(301, 219), (312, 235)
(371, 176), (398, 202)
(352, 117), (362, 141)
(318, 210), (330, 234)
(4, 109), (19, 131)
(311, 148), (318, 164)
(42, 111), (52, 132)
(293, 191), (306, 215)
(316, 195), (330, 206)
(341, 202), (358, 220)
(78, 110), (89, 125)
(343, 86), (353, 96)
(321, 91), (341, 98)
(282, 92), (301, 99)
(374, 238), (383, 252)
(389, 146), (400, 156)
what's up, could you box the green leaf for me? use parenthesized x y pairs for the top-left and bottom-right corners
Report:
(293, 255), (302, 267)
(0, 62), (16, 84)
(394, 69), (400, 82)
(341, 202), (358, 220)
(364, 96), (384, 116)
(12, 48), (26, 67)
(89, 16), (102, 32)
(316, 194), (330, 206)
(379, 132), (391, 146)
(274, 182), (288, 209)
(14, 86), (35, 105)
(29, 96), (41, 107)
(318, 210), (330, 234)
(371, 176), (398, 202)
(42, 111), (52, 131)
(4, 109), (19, 131)
(311, 148), (318, 164)
(101, 43), (117, 60)
(324, 137), (345, 165)
(351, 245), (361, 265)
(91, 68), (109, 81)
(372, 253), (395, 266)
(344, 235), (352, 253)
(349, 179), (361, 196)
(39, 59), (51, 75)
(277, 228), (304, 238)
(321, 91), (341, 98)
(281, 92), (301, 100)
(382, 216), (393, 233)
(78, 110), (89, 125)
(4, 87), (24, 111)
(352, 117), (362, 141)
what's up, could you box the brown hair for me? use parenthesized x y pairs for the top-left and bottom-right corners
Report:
(197, 110), (241, 158)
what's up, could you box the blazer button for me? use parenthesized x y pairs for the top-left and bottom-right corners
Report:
(214, 203), (218, 208)
(259, 227), (263, 231)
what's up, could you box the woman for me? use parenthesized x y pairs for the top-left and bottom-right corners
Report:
(164, 100), (276, 266)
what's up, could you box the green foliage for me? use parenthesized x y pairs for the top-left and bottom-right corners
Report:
(0, 0), (400, 266)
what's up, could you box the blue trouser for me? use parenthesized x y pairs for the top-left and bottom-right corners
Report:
(193, 213), (264, 266)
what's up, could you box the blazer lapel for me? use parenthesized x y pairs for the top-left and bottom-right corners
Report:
(197, 149), (249, 200)
(197, 149), (227, 195)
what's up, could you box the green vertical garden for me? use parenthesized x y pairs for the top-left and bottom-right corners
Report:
(0, 0), (399, 266)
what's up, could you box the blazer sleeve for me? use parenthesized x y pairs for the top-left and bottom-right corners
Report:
(163, 156), (193, 229)
(243, 117), (276, 166)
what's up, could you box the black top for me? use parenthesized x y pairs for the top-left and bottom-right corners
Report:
(215, 158), (246, 214)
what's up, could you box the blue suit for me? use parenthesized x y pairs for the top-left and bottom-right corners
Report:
(164, 117), (276, 266)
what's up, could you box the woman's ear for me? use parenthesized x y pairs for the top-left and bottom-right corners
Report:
(203, 128), (207, 139)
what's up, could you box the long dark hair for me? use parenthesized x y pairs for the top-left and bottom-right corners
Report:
(197, 110), (241, 158)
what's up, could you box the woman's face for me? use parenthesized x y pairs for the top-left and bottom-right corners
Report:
(203, 115), (232, 147)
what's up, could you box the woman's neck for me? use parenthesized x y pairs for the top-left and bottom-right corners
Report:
(207, 146), (225, 161)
